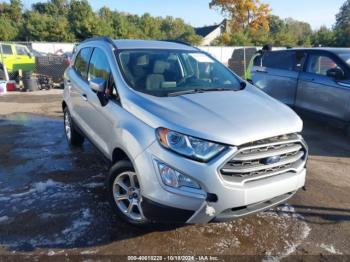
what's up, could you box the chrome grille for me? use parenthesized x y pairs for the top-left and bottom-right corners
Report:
(220, 134), (307, 181)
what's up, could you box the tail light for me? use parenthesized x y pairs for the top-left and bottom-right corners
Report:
(6, 82), (16, 91)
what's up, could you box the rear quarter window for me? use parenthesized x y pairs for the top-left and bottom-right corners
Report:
(262, 51), (295, 71)
(74, 47), (93, 80)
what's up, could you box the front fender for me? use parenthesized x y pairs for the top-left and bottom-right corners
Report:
(107, 103), (156, 161)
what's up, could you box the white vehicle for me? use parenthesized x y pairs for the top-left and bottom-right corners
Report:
(62, 37), (308, 225)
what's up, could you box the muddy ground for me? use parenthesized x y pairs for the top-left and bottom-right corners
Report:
(0, 90), (349, 259)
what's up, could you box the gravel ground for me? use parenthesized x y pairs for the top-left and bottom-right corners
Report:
(0, 90), (349, 259)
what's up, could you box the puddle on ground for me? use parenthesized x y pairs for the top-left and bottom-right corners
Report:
(0, 113), (310, 256)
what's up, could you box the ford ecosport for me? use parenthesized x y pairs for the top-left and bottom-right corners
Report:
(62, 37), (308, 225)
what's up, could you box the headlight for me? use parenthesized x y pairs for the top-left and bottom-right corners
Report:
(156, 128), (227, 162)
(156, 161), (201, 189)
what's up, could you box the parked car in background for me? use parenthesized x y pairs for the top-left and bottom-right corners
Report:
(0, 43), (35, 75)
(250, 48), (350, 133)
(63, 37), (308, 226)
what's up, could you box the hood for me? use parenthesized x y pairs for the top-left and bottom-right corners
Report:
(124, 85), (303, 146)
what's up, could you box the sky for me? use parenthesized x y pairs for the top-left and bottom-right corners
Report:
(19, 0), (346, 29)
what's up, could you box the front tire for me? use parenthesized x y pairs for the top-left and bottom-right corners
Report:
(63, 107), (84, 146)
(107, 160), (149, 226)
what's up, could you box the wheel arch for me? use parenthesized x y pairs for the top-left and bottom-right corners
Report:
(112, 147), (132, 164)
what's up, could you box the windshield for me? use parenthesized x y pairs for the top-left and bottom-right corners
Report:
(336, 51), (350, 66)
(117, 50), (241, 96)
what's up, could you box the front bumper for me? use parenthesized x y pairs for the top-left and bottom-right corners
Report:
(135, 141), (306, 224)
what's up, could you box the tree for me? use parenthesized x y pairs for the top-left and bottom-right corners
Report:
(334, 0), (350, 46)
(209, 0), (271, 32)
(32, 0), (68, 16)
(95, 7), (116, 37)
(67, 0), (98, 40)
(312, 26), (335, 47)
(285, 18), (312, 46)
(24, 10), (73, 41)
(0, 15), (18, 40)
(160, 16), (202, 44)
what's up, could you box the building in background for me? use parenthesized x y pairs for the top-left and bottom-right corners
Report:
(195, 19), (231, 46)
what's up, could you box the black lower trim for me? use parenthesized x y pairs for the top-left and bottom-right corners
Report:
(142, 197), (194, 223)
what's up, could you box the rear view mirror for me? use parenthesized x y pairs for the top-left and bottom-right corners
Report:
(89, 77), (106, 93)
(327, 68), (345, 80)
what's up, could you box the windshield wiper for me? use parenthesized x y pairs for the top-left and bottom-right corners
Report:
(167, 89), (204, 97)
(167, 88), (238, 97)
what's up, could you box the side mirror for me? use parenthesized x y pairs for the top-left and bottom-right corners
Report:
(327, 67), (345, 80)
(89, 77), (106, 93)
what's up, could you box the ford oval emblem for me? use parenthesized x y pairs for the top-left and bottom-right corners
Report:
(264, 155), (281, 165)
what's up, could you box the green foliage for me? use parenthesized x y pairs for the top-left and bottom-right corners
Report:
(2, 0), (350, 48)
(68, 0), (97, 40)
(212, 15), (324, 47)
(0, 15), (18, 40)
(0, 0), (201, 44)
(334, 0), (350, 46)
(311, 26), (335, 47)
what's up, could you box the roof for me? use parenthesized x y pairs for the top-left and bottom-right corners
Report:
(274, 47), (350, 53)
(195, 24), (221, 38)
(113, 39), (197, 51)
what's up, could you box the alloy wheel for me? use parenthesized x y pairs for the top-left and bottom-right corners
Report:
(112, 172), (145, 221)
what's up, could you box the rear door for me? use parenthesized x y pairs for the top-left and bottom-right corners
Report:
(251, 50), (304, 106)
(68, 47), (93, 132)
(14, 45), (35, 72)
(83, 47), (117, 155)
(296, 51), (350, 120)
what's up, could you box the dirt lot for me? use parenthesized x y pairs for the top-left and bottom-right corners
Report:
(0, 90), (349, 259)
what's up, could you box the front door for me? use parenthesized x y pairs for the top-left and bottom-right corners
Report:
(297, 52), (350, 121)
(69, 47), (93, 133)
(14, 45), (35, 72)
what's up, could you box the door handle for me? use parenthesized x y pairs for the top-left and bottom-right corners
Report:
(81, 94), (88, 101)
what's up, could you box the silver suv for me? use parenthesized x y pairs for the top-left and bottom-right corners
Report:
(62, 37), (308, 225)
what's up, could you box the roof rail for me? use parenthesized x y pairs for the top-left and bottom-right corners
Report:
(160, 39), (193, 46)
(81, 36), (118, 50)
(160, 39), (202, 51)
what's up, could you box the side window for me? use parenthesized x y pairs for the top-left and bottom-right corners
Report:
(15, 46), (28, 56)
(306, 55), (340, 76)
(262, 51), (295, 71)
(74, 47), (93, 80)
(88, 48), (119, 102)
(88, 48), (111, 81)
(1, 45), (13, 55)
